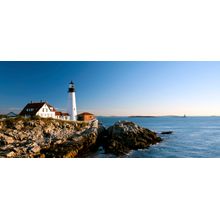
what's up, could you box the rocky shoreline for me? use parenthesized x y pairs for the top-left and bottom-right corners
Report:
(0, 118), (162, 158)
(103, 121), (162, 155)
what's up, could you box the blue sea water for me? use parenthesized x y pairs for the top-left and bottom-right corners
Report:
(92, 116), (220, 158)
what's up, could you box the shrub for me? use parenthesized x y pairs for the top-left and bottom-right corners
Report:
(0, 114), (7, 119)
(4, 118), (15, 128)
(30, 115), (41, 120)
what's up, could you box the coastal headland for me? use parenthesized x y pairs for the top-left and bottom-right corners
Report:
(0, 117), (162, 158)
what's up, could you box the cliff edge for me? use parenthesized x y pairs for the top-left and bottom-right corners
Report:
(0, 117), (104, 158)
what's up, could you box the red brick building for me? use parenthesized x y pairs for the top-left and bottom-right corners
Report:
(77, 112), (95, 121)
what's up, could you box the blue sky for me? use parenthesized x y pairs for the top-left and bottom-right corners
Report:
(1, 61), (220, 116)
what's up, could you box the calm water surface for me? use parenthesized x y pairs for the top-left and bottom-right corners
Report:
(92, 116), (220, 158)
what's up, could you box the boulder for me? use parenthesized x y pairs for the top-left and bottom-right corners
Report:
(29, 145), (41, 154)
(6, 151), (16, 158)
(104, 121), (162, 155)
(0, 134), (15, 145)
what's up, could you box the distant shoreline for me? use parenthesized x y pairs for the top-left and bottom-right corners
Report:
(98, 115), (220, 118)
(128, 116), (157, 118)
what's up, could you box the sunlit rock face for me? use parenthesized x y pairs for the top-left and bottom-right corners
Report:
(0, 118), (104, 158)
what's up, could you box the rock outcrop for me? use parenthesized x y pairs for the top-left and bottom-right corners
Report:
(42, 120), (106, 158)
(103, 121), (162, 155)
(0, 118), (104, 158)
(0, 118), (163, 158)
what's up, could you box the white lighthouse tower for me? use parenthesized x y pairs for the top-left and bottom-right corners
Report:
(68, 81), (77, 121)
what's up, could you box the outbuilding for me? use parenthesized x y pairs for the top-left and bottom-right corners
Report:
(7, 112), (17, 118)
(77, 112), (95, 121)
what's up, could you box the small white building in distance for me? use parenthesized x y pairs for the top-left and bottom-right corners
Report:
(20, 102), (70, 120)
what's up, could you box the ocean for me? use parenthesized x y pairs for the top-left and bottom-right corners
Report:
(91, 116), (220, 158)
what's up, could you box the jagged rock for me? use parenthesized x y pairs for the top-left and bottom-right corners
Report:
(104, 121), (162, 155)
(0, 122), (3, 130)
(0, 117), (105, 158)
(41, 123), (106, 158)
(31, 146), (41, 154)
(6, 151), (16, 158)
(0, 134), (15, 145)
(18, 132), (27, 141)
(14, 121), (24, 130)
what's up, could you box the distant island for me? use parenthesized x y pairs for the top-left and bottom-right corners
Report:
(129, 116), (157, 118)
(129, 115), (187, 118)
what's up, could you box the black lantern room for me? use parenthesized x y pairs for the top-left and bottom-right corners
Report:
(68, 81), (75, 93)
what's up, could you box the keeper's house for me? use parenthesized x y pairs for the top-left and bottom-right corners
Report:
(20, 102), (70, 121)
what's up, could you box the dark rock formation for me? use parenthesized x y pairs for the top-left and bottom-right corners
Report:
(103, 121), (162, 155)
(161, 131), (173, 135)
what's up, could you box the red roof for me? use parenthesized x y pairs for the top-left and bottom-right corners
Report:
(55, 111), (62, 116)
(55, 111), (70, 116)
(78, 112), (94, 116)
(62, 113), (70, 116)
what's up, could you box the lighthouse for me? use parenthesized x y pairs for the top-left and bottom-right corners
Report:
(68, 81), (77, 121)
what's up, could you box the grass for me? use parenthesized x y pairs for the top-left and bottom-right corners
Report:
(1, 115), (90, 129)
(0, 115), (7, 119)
